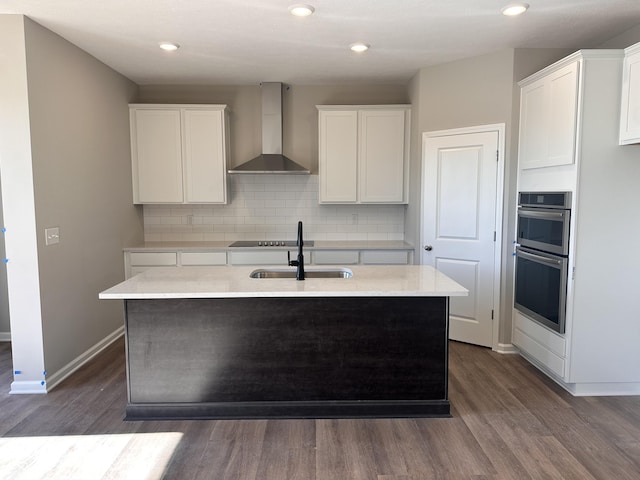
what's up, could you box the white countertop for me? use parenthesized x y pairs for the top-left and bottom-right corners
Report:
(124, 240), (414, 252)
(99, 265), (468, 299)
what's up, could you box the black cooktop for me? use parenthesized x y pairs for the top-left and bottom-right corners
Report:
(228, 240), (314, 247)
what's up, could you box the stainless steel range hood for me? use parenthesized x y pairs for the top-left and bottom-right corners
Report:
(228, 82), (310, 174)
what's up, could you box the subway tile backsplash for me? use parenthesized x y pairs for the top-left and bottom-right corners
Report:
(143, 175), (405, 242)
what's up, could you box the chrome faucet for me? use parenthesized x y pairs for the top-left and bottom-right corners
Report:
(287, 221), (305, 280)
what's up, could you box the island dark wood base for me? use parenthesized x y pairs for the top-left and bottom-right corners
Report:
(125, 399), (450, 420)
(124, 296), (450, 419)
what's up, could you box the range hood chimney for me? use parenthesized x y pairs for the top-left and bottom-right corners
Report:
(228, 82), (310, 174)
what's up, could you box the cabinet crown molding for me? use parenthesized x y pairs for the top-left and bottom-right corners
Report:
(518, 49), (623, 87)
(129, 103), (228, 111)
(316, 104), (411, 111)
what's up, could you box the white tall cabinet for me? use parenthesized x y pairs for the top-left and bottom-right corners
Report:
(514, 50), (640, 396)
(129, 104), (229, 204)
(317, 105), (410, 204)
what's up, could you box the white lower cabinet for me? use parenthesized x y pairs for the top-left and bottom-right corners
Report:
(126, 247), (414, 278)
(227, 251), (288, 266)
(312, 250), (360, 265)
(361, 250), (410, 265)
(125, 250), (227, 278)
(513, 311), (566, 378)
(180, 252), (227, 266)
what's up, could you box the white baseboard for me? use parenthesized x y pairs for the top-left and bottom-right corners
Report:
(44, 326), (124, 392)
(493, 342), (519, 354)
(10, 380), (47, 395)
(0, 332), (10, 342)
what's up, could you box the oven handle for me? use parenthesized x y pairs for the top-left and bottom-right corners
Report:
(516, 248), (563, 267)
(518, 209), (567, 219)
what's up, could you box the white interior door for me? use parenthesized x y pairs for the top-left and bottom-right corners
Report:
(422, 127), (503, 348)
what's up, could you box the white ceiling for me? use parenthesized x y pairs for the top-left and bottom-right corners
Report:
(1, 0), (640, 85)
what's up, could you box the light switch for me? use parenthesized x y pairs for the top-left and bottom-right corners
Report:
(45, 227), (60, 246)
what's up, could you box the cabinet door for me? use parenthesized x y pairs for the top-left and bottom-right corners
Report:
(519, 61), (578, 170)
(131, 109), (184, 203)
(319, 110), (358, 203)
(519, 79), (547, 170)
(358, 110), (406, 203)
(547, 62), (579, 167)
(183, 109), (227, 203)
(620, 47), (640, 145)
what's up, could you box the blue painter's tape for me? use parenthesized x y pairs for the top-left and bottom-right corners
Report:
(41, 381), (45, 386)
(43, 371), (48, 376)
(2, 259), (8, 264)
(1, 227), (5, 233)
(14, 370), (21, 375)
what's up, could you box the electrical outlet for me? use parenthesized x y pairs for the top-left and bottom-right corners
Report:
(45, 227), (60, 246)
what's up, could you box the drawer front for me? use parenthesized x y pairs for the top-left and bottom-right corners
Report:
(129, 266), (171, 277)
(129, 252), (177, 266)
(514, 310), (566, 357)
(180, 252), (227, 266)
(228, 251), (288, 265)
(513, 328), (566, 378)
(312, 250), (360, 265)
(361, 250), (409, 265)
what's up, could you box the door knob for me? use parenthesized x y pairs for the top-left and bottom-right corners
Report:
(424, 245), (433, 251)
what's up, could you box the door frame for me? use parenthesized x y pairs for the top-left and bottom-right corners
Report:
(421, 123), (506, 351)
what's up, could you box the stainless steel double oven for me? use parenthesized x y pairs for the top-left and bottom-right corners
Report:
(515, 192), (572, 333)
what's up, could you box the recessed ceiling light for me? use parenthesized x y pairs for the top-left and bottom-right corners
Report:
(288, 4), (315, 17)
(159, 42), (180, 52)
(501, 3), (529, 16)
(350, 43), (370, 53)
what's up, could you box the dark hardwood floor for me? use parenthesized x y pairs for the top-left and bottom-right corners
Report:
(1, 338), (639, 479)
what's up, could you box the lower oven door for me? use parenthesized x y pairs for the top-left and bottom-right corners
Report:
(514, 246), (568, 333)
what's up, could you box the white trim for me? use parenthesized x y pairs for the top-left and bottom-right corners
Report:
(10, 380), (47, 395)
(516, 348), (640, 396)
(44, 326), (124, 392)
(422, 123), (506, 352)
(494, 343), (518, 354)
(0, 332), (10, 342)
(563, 382), (640, 397)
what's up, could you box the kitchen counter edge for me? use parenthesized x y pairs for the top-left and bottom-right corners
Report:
(99, 265), (468, 300)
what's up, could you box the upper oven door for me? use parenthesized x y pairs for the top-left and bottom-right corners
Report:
(517, 207), (570, 256)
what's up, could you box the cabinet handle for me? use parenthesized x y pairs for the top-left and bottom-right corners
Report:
(424, 245), (433, 251)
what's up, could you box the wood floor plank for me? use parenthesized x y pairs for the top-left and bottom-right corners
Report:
(254, 419), (316, 480)
(194, 420), (268, 480)
(1, 338), (640, 479)
(315, 419), (379, 480)
(413, 417), (497, 477)
(531, 406), (640, 480)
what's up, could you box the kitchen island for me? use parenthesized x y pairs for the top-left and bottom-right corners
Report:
(99, 265), (467, 420)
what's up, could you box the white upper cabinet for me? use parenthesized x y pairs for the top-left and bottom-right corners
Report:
(130, 104), (229, 204)
(317, 105), (410, 204)
(518, 61), (579, 170)
(619, 42), (640, 145)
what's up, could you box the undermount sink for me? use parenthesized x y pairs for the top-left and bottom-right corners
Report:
(249, 268), (353, 279)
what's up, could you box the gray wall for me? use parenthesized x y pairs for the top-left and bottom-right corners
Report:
(137, 84), (409, 174)
(0, 16), (143, 382)
(599, 23), (640, 48)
